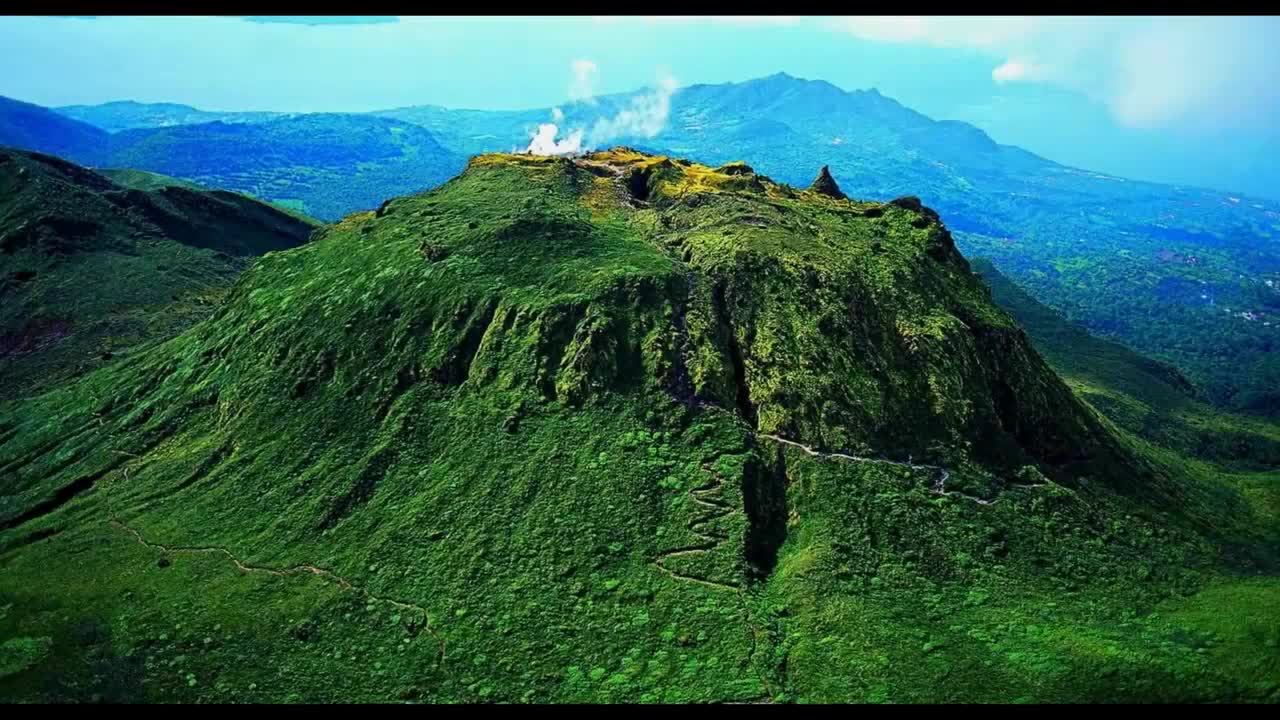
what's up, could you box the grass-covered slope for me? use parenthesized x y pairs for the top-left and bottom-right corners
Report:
(0, 150), (1276, 703)
(25, 84), (1280, 416)
(99, 168), (322, 226)
(0, 147), (319, 401)
(632, 75), (1280, 418)
(98, 168), (207, 192)
(973, 258), (1280, 468)
(378, 75), (1280, 418)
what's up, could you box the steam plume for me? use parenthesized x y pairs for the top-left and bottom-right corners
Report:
(524, 65), (678, 156)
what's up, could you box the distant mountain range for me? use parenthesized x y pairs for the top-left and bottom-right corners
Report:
(2, 73), (1277, 415)
(56, 100), (292, 132)
(0, 96), (466, 221)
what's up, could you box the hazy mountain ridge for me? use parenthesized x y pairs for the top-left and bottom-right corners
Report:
(1, 98), (466, 222)
(56, 100), (292, 132)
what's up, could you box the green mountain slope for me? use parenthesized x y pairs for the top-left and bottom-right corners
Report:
(634, 75), (1280, 418)
(375, 75), (1280, 419)
(0, 151), (1276, 703)
(37, 85), (1280, 416)
(99, 168), (207, 192)
(99, 168), (322, 226)
(972, 258), (1280, 469)
(0, 147), (319, 401)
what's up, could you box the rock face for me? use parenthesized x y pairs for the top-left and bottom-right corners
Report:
(809, 164), (847, 199)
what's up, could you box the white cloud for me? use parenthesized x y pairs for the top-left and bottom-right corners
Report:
(569, 58), (598, 104)
(824, 15), (1280, 130)
(551, 106), (564, 123)
(825, 16), (1047, 49)
(992, 58), (1046, 84)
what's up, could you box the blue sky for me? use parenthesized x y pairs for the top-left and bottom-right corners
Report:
(2, 15), (1277, 198)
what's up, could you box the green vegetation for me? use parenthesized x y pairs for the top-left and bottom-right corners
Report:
(0, 148), (318, 401)
(617, 75), (1280, 419)
(0, 150), (1276, 703)
(100, 168), (322, 226)
(972, 258), (1280, 470)
(384, 75), (1280, 421)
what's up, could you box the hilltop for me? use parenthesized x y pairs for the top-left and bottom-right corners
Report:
(380, 75), (1280, 419)
(0, 150), (1276, 702)
(0, 96), (109, 164)
(0, 147), (319, 400)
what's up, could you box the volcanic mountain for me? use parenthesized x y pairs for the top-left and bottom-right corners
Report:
(0, 150), (1274, 703)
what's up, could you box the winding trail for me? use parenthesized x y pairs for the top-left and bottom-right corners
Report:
(759, 433), (1046, 505)
(652, 461), (741, 592)
(102, 463), (447, 663)
(651, 457), (779, 701)
(648, 428), (1053, 699)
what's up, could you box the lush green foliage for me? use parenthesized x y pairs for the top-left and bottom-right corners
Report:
(627, 75), (1280, 418)
(0, 148), (318, 401)
(1, 151), (1275, 702)
(972, 258), (1280, 470)
(378, 76), (1280, 419)
(99, 168), (207, 192)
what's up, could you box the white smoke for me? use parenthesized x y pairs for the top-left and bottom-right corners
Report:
(526, 122), (583, 155)
(586, 72), (677, 147)
(524, 65), (678, 156)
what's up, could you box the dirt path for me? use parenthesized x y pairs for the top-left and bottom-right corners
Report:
(651, 457), (783, 699)
(102, 467), (447, 663)
(759, 433), (1045, 505)
(653, 461), (742, 591)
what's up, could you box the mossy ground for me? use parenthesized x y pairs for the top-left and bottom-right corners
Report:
(1, 150), (1276, 702)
